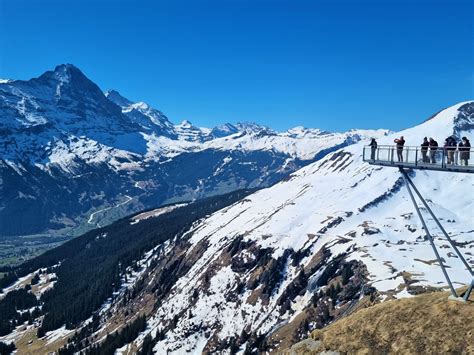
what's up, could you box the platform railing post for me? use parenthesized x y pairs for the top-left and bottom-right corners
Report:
(399, 168), (458, 298)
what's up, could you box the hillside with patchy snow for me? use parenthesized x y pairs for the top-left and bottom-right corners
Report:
(133, 101), (473, 353)
(1, 101), (470, 354)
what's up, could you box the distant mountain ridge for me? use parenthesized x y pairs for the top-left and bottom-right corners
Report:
(0, 64), (388, 237)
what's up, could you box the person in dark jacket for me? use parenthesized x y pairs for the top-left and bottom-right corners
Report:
(394, 136), (405, 162)
(458, 136), (471, 166)
(429, 138), (438, 164)
(369, 138), (377, 161)
(444, 136), (457, 165)
(420, 137), (429, 163)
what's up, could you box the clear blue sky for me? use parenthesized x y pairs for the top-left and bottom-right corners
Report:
(0, 0), (472, 132)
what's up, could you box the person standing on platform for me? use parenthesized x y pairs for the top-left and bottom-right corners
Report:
(394, 136), (405, 162)
(420, 137), (429, 163)
(444, 136), (457, 165)
(459, 137), (471, 166)
(429, 138), (438, 163)
(369, 138), (377, 161)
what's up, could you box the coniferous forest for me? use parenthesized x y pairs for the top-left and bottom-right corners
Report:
(0, 189), (253, 352)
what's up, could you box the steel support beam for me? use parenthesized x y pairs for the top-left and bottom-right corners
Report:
(399, 168), (458, 298)
(403, 172), (473, 277)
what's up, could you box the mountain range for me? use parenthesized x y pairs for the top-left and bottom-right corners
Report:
(0, 98), (472, 353)
(0, 64), (388, 238)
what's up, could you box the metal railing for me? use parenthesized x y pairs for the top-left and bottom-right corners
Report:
(363, 145), (474, 172)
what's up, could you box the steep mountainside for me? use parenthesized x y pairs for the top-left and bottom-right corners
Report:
(0, 101), (472, 354)
(135, 101), (473, 353)
(0, 64), (386, 238)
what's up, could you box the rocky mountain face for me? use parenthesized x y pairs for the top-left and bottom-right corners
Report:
(0, 64), (387, 237)
(0, 101), (471, 354)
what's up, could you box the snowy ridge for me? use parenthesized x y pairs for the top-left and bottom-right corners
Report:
(0, 64), (389, 167)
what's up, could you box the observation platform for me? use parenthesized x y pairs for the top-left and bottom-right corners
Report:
(363, 145), (474, 174)
(363, 144), (473, 301)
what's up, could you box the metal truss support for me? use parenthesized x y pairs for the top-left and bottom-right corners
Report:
(403, 172), (473, 278)
(399, 168), (473, 301)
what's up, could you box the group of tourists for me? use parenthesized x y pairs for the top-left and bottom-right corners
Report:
(368, 136), (471, 166)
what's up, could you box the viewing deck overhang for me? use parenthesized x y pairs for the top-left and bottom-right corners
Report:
(363, 145), (474, 174)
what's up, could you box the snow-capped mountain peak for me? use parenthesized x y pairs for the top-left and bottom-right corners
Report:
(37, 64), (94, 90)
(104, 89), (175, 135)
(104, 89), (133, 107)
(286, 126), (328, 138)
(178, 119), (194, 128)
(235, 121), (275, 135)
(133, 101), (150, 110)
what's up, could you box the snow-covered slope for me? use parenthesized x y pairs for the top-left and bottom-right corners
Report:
(0, 64), (388, 237)
(129, 101), (473, 352)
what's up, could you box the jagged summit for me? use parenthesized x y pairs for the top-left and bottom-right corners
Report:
(104, 89), (175, 135)
(178, 119), (194, 128)
(36, 63), (90, 86)
(53, 63), (82, 76)
(286, 126), (328, 138)
(104, 89), (133, 107)
(236, 121), (274, 135)
(209, 123), (239, 138)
